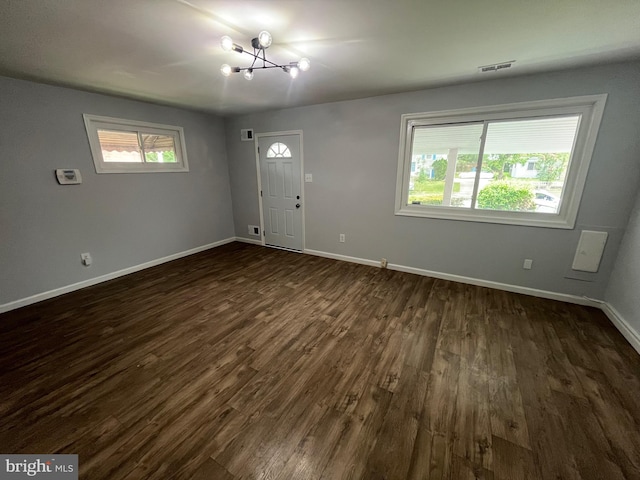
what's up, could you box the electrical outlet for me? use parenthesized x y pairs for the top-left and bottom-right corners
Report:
(305, 173), (313, 183)
(523, 259), (533, 270)
(339, 233), (345, 243)
(381, 258), (388, 268)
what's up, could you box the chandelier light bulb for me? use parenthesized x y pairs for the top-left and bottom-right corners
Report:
(258, 30), (272, 48)
(221, 36), (233, 52)
(298, 58), (311, 72)
(221, 64), (232, 76)
(243, 69), (254, 81)
(289, 66), (299, 79)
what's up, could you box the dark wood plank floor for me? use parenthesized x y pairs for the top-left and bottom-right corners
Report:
(1, 242), (640, 479)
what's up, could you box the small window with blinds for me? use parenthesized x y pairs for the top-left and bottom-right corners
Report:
(83, 115), (188, 173)
(395, 95), (607, 228)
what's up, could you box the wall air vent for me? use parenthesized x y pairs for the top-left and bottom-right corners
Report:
(478, 60), (515, 73)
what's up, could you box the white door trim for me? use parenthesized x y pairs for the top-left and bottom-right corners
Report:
(255, 130), (305, 251)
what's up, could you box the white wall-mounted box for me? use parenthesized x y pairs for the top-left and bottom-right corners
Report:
(572, 230), (608, 272)
(241, 129), (254, 141)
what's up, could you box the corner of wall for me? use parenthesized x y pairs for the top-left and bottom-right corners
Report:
(601, 302), (640, 354)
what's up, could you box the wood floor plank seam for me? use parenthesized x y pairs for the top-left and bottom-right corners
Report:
(1, 242), (639, 480)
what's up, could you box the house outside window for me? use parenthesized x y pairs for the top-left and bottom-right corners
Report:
(83, 114), (189, 173)
(395, 95), (607, 229)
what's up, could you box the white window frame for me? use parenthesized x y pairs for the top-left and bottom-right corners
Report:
(395, 95), (607, 229)
(83, 114), (189, 173)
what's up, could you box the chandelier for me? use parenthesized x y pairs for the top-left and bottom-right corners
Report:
(220, 31), (310, 80)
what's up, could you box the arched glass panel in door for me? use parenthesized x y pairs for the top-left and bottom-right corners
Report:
(266, 142), (292, 158)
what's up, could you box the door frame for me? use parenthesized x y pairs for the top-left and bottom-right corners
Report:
(254, 130), (305, 251)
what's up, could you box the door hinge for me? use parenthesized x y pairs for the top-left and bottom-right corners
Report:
(263, 230), (265, 236)
(260, 190), (263, 197)
(257, 146), (260, 154)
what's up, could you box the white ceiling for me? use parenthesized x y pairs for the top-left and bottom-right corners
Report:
(1, 0), (639, 116)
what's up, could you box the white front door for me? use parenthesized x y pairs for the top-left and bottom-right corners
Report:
(258, 134), (303, 251)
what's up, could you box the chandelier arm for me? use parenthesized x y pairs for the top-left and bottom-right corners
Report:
(222, 32), (306, 76)
(236, 48), (281, 68)
(236, 65), (289, 71)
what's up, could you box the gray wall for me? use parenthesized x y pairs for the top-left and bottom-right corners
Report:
(0, 76), (234, 306)
(225, 61), (640, 299)
(606, 188), (640, 334)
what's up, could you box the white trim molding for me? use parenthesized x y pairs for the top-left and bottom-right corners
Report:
(305, 248), (640, 355)
(388, 263), (601, 307)
(4, 240), (637, 357)
(0, 237), (236, 314)
(304, 249), (381, 268)
(305, 248), (600, 307)
(601, 303), (640, 355)
(304, 248), (640, 354)
(235, 236), (263, 246)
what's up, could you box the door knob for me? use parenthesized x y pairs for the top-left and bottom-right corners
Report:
(296, 203), (301, 208)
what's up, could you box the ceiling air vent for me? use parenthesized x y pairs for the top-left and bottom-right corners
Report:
(478, 60), (515, 73)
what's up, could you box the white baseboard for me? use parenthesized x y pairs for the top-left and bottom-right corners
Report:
(5, 241), (636, 356)
(235, 236), (263, 246)
(303, 248), (640, 354)
(601, 303), (640, 354)
(388, 263), (602, 308)
(304, 248), (601, 308)
(304, 249), (381, 268)
(0, 237), (236, 314)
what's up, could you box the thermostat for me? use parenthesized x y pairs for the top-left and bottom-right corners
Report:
(55, 169), (82, 185)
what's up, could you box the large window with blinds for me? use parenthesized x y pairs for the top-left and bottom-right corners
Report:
(83, 114), (189, 173)
(395, 95), (607, 228)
